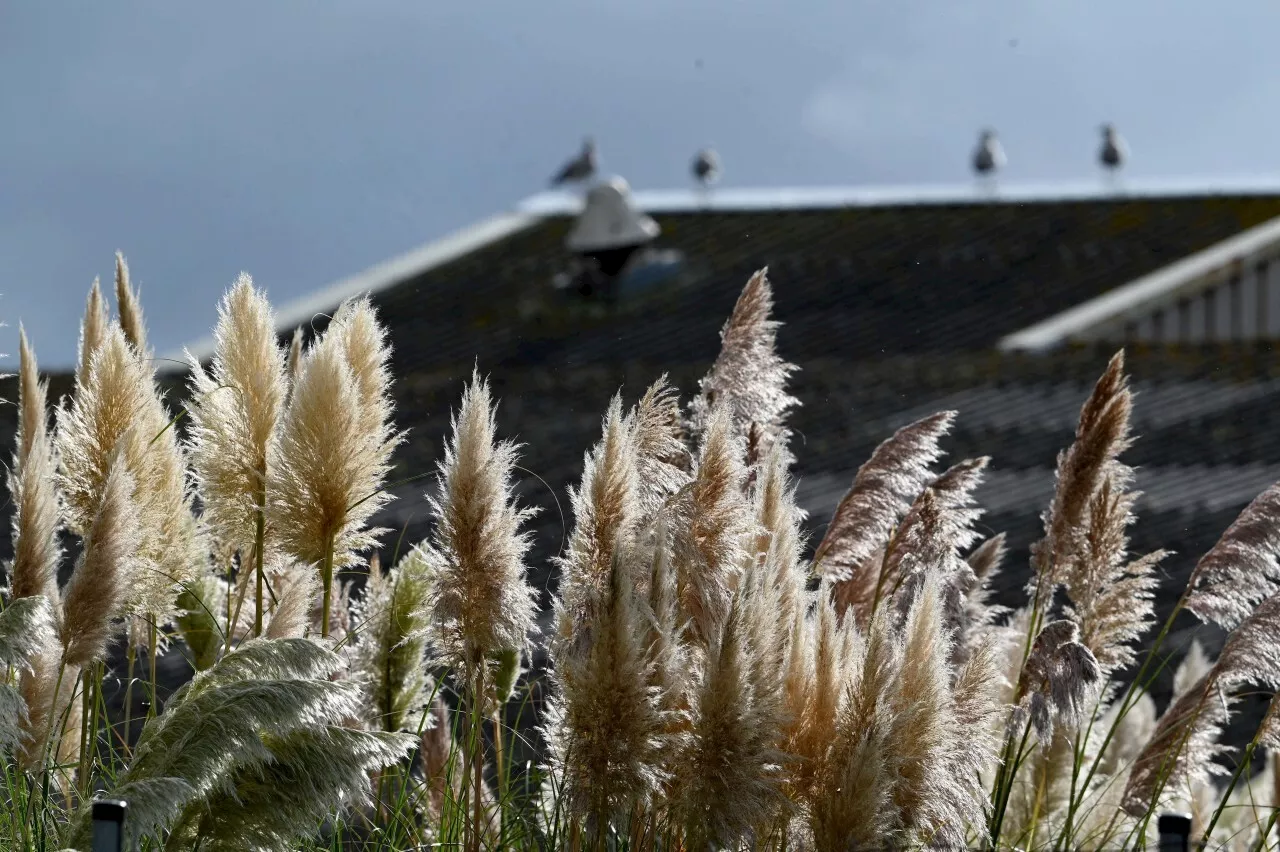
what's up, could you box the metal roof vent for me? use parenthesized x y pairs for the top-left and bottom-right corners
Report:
(565, 176), (660, 253)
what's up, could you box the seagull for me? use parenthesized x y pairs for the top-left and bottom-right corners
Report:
(1099, 123), (1127, 172)
(692, 147), (721, 187)
(972, 129), (1006, 177)
(550, 137), (598, 187)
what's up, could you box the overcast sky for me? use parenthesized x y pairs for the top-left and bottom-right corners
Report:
(5, 1), (1280, 369)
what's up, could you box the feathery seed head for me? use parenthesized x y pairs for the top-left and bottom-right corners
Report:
(428, 372), (537, 673)
(269, 323), (394, 568)
(689, 268), (799, 466)
(186, 274), (288, 553)
(674, 403), (752, 646)
(60, 451), (141, 667)
(7, 328), (62, 604)
(819, 411), (955, 624)
(76, 277), (109, 384)
(114, 251), (148, 353)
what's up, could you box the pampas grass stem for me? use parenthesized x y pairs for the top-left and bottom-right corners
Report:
(320, 531), (335, 639)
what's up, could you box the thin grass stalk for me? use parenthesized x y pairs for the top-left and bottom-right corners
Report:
(122, 643), (136, 759)
(147, 618), (158, 719)
(493, 707), (506, 840)
(989, 715), (1035, 847)
(471, 665), (485, 852)
(320, 531), (335, 639)
(1054, 588), (1192, 846)
(77, 668), (92, 799)
(253, 506), (266, 636)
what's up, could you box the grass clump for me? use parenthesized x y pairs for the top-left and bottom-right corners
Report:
(1, 261), (1279, 850)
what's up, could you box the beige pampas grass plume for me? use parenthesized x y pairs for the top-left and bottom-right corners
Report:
(60, 451), (140, 667)
(75, 278), (108, 384)
(675, 587), (788, 851)
(428, 371), (536, 675)
(351, 545), (435, 732)
(1028, 351), (1132, 612)
(269, 305), (397, 635)
(689, 268), (799, 465)
(285, 327), (303, 390)
(187, 274), (288, 634)
(818, 411), (954, 623)
(58, 316), (196, 632)
(114, 251), (148, 353)
(555, 395), (640, 653)
(543, 549), (668, 836)
(1063, 471), (1165, 676)
(674, 403), (752, 646)
(7, 327), (62, 603)
(263, 561), (319, 641)
(1186, 480), (1280, 631)
(629, 376), (691, 519)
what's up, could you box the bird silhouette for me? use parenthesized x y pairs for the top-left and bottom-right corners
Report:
(972, 129), (1006, 177)
(1099, 123), (1127, 171)
(551, 137), (598, 187)
(692, 147), (721, 187)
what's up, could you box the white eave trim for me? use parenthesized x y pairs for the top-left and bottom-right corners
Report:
(998, 213), (1280, 352)
(169, 210), (540, 365)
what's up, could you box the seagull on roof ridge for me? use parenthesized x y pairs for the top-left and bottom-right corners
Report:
(551, 137), (598, 187)
(972, 129), (1006, 177)
(692, 147), (721, 187)
(1099, 123), (1127, 171)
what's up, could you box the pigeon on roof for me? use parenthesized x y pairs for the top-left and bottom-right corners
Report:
(1099, 123), (1127, 171)
(551, 137), (598, 187)
(972, 129), (1006, 176)
(692, 147), (721, 187)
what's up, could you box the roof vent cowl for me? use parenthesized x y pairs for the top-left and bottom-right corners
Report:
(565, 177), (660, 254)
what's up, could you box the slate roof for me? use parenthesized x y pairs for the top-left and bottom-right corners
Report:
(6, 189), (1280, 746)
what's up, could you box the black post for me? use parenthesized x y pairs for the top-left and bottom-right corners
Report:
(91, 799), (126, 852)
(1158, 812), (1192, 852)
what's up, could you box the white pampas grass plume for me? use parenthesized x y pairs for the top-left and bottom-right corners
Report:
(60, 451), (140, 667)
(113, 251), (148, 353)
(1063, 473), (1165, 676)
(689, 268), (799, 465)
(351, 546), (435, 732)
(882, 574), (966, 845)
(269, 315), (395, 580)
(7, 328), (62, 604)
(555, 395), (640, 653)
(809, 609), (890, 851)
(1174, 640), (1213, 699)
(673, 404), (752, 646)
(263, 561), (319, 642)
(819, 412), (954, 622)
(1119, 591), (1280, 819)
(0, 596), (53, 757)
(428, 372), (536, 673)
(629, 376), (691, 518)
(57, 321), (196, 629)
(186, 274), (287, 555)
(75, 278), (108, 384)
(17, 634), (81, 771)
(285, 327), (303, 391)
(1186, 481), (1280, 631)
(675, 588), (788, 850)
(1121, 671), (1234, 818)
(330, 298), (397, 448)
(543, 549), (668, 835)
(1028, 351), (1132, 611)
(1012, 620), (1102, 742)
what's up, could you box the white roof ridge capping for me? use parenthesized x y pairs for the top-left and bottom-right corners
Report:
(520, 174), (1280, 215)
(169, 209), (542, 365)
(999, 212), (1280, 352)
